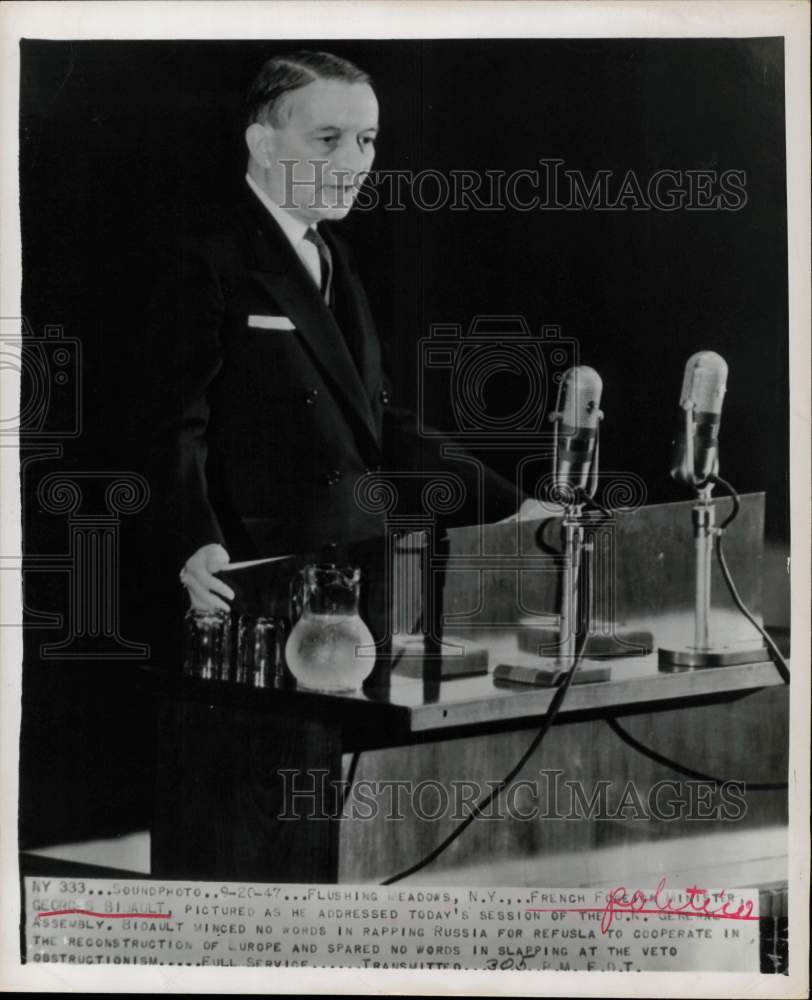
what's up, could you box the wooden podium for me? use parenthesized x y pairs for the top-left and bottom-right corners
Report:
(151, 494), (788, 884)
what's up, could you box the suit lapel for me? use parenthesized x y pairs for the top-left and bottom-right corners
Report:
(322, 225), (383, 400)
(237, 193), (380, 450)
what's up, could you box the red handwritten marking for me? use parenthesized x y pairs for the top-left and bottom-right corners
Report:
(36, 909), (173, 920)
(527, 878), (758, 934)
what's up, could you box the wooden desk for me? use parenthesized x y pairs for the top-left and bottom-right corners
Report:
(152, 633), (786, 883)
(152, 494), (789, 884)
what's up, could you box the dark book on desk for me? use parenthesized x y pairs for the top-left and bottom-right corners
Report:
(493, 662), (611, 687)
(394, 638), (489, 679)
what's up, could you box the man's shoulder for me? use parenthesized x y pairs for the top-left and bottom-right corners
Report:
(178, 197), (256, 267)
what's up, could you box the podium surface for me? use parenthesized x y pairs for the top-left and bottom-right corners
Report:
(152, 493), (788, 883)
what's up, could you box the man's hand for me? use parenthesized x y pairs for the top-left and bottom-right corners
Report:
(180, 543), (235, 611)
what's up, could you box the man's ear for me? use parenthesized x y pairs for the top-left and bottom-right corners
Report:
(245, 122), (275, 168)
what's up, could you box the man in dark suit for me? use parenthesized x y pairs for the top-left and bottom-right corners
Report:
(166, 51), (526, 614)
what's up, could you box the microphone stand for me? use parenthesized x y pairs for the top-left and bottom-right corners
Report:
(552, 393), (600, 667)
(558, 498), (587, 668)
(659, 406), (767, 670)
(693, 483), (714, 655)
(539, 410), (599, 669)
(525, 410), (653, 664)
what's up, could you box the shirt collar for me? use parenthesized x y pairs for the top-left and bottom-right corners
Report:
(245, 173), (315, 247)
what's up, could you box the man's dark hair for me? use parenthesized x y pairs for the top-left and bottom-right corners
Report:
(246, 50), (372, 128)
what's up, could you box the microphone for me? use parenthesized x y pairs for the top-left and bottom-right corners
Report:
(552, 366), (604, 495)
(670, 351), (728, 488)
(521, 363), (653, 662)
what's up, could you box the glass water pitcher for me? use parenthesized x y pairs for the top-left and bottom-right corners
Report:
(284, 564), (375, 692)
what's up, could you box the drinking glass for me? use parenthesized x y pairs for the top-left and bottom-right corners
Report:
(237, 615), (286, 688)
(182, 608), (232, 680)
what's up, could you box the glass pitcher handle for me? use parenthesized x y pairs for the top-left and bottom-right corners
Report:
(289, 568), (306, 626)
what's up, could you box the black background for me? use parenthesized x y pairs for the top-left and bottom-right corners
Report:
(18, 38), (788, 845)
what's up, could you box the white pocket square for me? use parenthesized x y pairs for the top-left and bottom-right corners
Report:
(248, 314), (295, 331)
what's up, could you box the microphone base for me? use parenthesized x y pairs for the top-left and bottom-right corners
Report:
(518, 625), (654, 659)
(658, 644), (768, 671)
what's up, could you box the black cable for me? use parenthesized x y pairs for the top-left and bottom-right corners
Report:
(576, 486), (613, 518)
(535, 515), (563, 556)
(604, 474), (790, 791)
(605, 716), (788, 791)
(340, 751), (361, 815)
(534, 490), (613, 557)
(711, 474), (791, 685)
(380, 540), (594, 886)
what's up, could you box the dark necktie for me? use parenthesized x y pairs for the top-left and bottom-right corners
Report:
(303, 226), (333, 306)
(304, 227), (364, 375)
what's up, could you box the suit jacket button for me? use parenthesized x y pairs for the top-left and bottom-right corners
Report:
(304, 388), (319, 405)
(380, 389), (391, 405)
(324, 469), (342, 486)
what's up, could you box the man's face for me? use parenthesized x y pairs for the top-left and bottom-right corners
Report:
(260, 78), (378, 223)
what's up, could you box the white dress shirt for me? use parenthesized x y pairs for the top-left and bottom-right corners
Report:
(245, 173), (322, 289)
